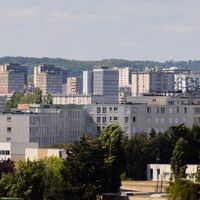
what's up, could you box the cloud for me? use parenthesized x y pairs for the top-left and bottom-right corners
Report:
(120, 42), (137, 48)
(155, 25), (200, 33)
(49, 11), (119, 22)
(0, 8), (40, 22)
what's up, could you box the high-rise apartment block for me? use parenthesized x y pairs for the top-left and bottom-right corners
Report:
(118, 67), (130, 87)
(34, 64), (67, 95)
(83, 71), (93, 95)
(132, 70), (174, 96)
(174, 72), (200, 93)
(93, 67), (119, 96)
(67, 77), (83, 95)
(0, 63), (28, 95)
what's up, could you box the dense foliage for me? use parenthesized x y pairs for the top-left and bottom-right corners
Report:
(0, 124), (125, 200)
(125, 124), (200, 180)
(167, 179), (200, 200)
(0, 123), (200, 199)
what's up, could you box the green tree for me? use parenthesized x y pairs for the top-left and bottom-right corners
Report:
(10, 160), (46, 200)
(0, 173), (15, 197)
(4, 91), (24, 112)
(33, 87), (42, 104)
(170, 137), (190, 179)
(43, 157), (65, 200)
(42, 94), (52, 104)
(196, 165), (200, 182)
(62, 135), (107, 200)
(167, 179), (200, 200)
(98, 123), (126, 192)
(0, 159), (15, 178)
(125, 132), (151, 180)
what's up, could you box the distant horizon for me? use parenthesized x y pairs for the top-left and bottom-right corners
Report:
(0, 55), (199, 63)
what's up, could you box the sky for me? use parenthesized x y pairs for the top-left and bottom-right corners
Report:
(0, 0), (199, 61)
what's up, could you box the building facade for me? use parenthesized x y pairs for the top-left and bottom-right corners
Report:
(118, 67), (130, 87)
(85, 96), (200, 138)
(0, 105), (86, 146)
(83, 71), (93, 95)
(0, 142), (38, 161)
(34, 64), (67, 95)
(132, 71), (175, 96)
(147, 164), (198, 181)
(0, 63), (28, 95)
(174, 72), (200, 93)
(67, 77), (83, 95)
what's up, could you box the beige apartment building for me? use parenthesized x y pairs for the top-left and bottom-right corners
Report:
(67, 77), (83, 95)
(0, 63), (27, 95)
(118, 67), (130, 87)
(132, 71), (174, 96)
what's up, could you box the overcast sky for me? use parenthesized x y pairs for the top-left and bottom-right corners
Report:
(0, 0), (199, 61)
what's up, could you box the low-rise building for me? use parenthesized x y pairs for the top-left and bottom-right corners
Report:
(25, 148), (67, 161)
(0, 142), (38, 161)
(147, 164), (198, 181)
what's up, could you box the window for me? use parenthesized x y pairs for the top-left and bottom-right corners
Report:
(132, 127), (137, 133)
(182, 117), (187, 123)
(147, 117), (151, 124)
(160, 117), (165, 124)
(114, 117), (118, 121)
(7, 116), (11, 122)
(147, 107), (151, 114)
(125, 127), (129, 133)
(97, 107), (101, 114)
(109, 117), (112, 121)
(7, 127), (11, 132)
(168, 101), (174, 105)
(103, 107), (107, 113)
(6, 150), (10, 155)
(97, 117), (101, 123)
(156, 108), (160, 114)
(174, 117), (179, 124)
(114, 107), (118, 112)
(184, 107), (187, 114)
(102, 117), (106, 123)
(133, 116), (136, 122)
(132, 107), (137, 113)
(155, 118), (159, 124)
(194, 107), (200, 114)
(125, 117), (129, 124)
(169, 107), (173, 114)
(169, 117), (173, 124)
(7, 137), (11, 142)
(87, 117), (93, 122)
(97, 126), (101, 133)
(110, 107), (112, 111)
(176, 107), (179, 114)
(161, 107), (165, 114)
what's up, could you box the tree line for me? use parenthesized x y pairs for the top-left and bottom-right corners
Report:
(1, 56), (200, 77)
(0, 123), (200, 199)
